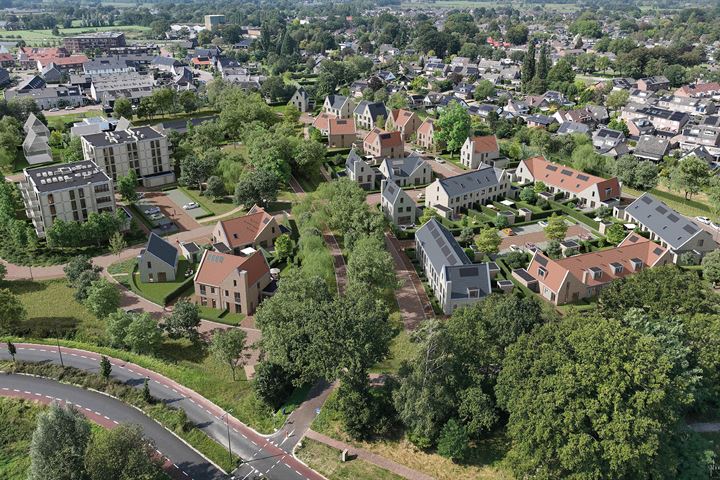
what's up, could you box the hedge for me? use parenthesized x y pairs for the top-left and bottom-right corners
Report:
(549, 200), (599, 231)
(163, 276), (195, 305)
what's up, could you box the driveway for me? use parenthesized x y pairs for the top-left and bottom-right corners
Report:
(385, 232), (432, 329)
(140, 191), (202, 232)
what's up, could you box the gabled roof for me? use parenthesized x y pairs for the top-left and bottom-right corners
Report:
(328, 117), (355, 135)
(624, 193), (706, 249)
(389, 109), (416, 127)
(381, 153), (426, 180)
(144, 232), (178, 267)
(364, 128), (403, 148)
(345, 148), (366, 170)
(354, 100), (387, 120)
(528, 233), (667, 292)
(312, 112), (332, 131)
(24, 113), (48, 135)
(634, 135), (669, 159)
(325, 94), (349, 109)
(466, 135), (498, 154)
(217, 207), (274, 248)
(195, 250), (269, 287)
(381, 179), (409, 205)
(417, 118), (435, 136)
(519, 156), (620, 201)
(437, 164), (504, 197)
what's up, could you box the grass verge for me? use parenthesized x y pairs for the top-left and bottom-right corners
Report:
(0, 361), (239, 472)
(295, 438), (404, 480)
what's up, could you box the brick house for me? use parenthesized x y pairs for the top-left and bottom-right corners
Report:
(210, 206), (281, 254)
(386, 109), (421, 141)
(363, 128), (404, 162)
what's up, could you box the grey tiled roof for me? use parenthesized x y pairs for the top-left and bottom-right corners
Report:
(436, 164), (504, 197)
(381, 154), (426, 181)
(625, 193), (702, 249)
(145, 232), (178, 267)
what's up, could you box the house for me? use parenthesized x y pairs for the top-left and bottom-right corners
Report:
(592, 128), (626, 154)
(18, 160), (116, 237)
(24, 113), (49, 137)
(526, 233), (672, 305)
(621, 106), (689, 134)
(40, 63), (63, 83)
(553, 108), (594, 125)
(386, 109), (421, 141)
(363, 128), (404, 162)
(323, 95), (352, 118)
(311, 113), (333, 135)
(426, 164), (511, 218)
(657, 95), (716, 116)
(415, 218), (492, 314)
(676, 125), (720, 149)
(289, 87), (313, 112)
(210, 205), (281, 254)
(616, 193), (716, 262)
(526, 114), (556, 128)
(515, 156), (621, 209)
(354, 101), (388, 130)
(460, 135), (505, 169)
(380, 179), (416, 226)
(637, 76), (670, 92)
(675, 82), (720, 99)
(633, 135), (670, 162)
(557, 122), (590, 135)
(193, 250), (271, 315)
(627, 118), (655, 137)
(379, 153), (431, 187)
(327, 117), (356, 148)
(505, 99), (529, 116)
(22, 129), (52, 165)
(137, 232), (179, 283)
(416, 118), (441, 152)
(345, 148), (376, 189)
(0, 67), (9, 87)
(5, 85), (83, 110)
(89, 72), (154, 106)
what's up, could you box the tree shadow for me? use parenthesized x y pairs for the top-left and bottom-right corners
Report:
(19, 316), (78, 339)
(6, 280), (50, 294)
(157, 338), (208, 364)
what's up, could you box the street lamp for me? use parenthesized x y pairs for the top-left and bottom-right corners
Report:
(221, 410), (233, 464)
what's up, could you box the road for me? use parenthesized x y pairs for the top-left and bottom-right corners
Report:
(0, 373), (225, 480)
(0, 344), (324, 480)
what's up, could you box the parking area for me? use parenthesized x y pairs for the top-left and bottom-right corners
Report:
(136, 191), (202, 233)
(165, 189), (209, 220)
(499, 223), (592, 253)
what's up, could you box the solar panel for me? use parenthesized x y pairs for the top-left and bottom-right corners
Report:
(561, 169), (573, 176)
(653, 247), (664, 255)
(667, 214), (679, 222)
(577, 174), (589, 181)
(546, 165), (558, 171)
(447, 256), (459, 266)
(683, 224), (698, 234)
(655, 206), (667, 214)
(440, 245), (451, 256)
(459, 267), (478, 277)
(640, 196), (653, 204)
(535, 255), (548, 266)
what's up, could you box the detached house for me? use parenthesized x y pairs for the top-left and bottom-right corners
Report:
(637, 76), (670, 92)
(616, 193), (716, 262)
(415, 219), (492, 314)
(323, 95), (352, 118)
(380, 179), (416, 226)
(426, 164), (510, 218)
(416, 118), (441, 152)
(363, 128), (404, 162)
(460, 135), (505, 169)
(379, 153), (431, 187)
(515, 156), (621, 209)
(633, 135), (670, 162)
(526, 233), (671, 305)
(137, 232), (179, 283)
(289, 87), (313, 112)
(211, 206), (281, 254)
(193, 250), (271, 315)
(345, 148), (376, 189)
(327, 117), (356, 148)
(354, 101), (388, 130)
(386, 109), (421, 141)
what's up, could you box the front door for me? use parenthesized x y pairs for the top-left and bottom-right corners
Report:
(158, 272), (167, 282)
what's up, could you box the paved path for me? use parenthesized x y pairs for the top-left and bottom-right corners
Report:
(498, 224), (588, 252)
(322, 231), (347, 296)
(385, 232), (431, 329)
(288, 176), (307, 198)
(0, 372), (226, 480)
(304, 430), (434, 480)
(1, 344), (324, 480)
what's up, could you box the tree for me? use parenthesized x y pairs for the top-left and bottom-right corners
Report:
(7, 341), (16, 363)
(204, 175), (225, 200)
(117, 170), (139, 203)
(605, 223), (627, 245)
(85, 424), (164, 480)
(179, 152), (219, 192)
(614, 155), (658, 190)
(522, 41), (536, 89)
(74, 269), (101, 302)
(109, 232), (127, 257)
(29, 403), (91, 480)
(84, 279), (120, 318)
(419, 207), (441, 225)
(519, 186), (536, 204)
(293, 139), (326, 173)
(125, 313), (162, 355)
(544, 214), (568, 241)
(210, 328), (247, 381)
(283, 104), (301, 124)
(474, 227), (501, 257)
(437, 419), (469, 462)
(533, 181), (547, 193)
(473, 80), (496, 101)
(63, 255), (97, 287)
(0, 289), (25, 334)
(253, 361), (294, 409)
(702, 250), (720, 285)
(435, 101), (471, 157)
(107, 309), (133, 349)
(112, 97), (133, 119)
(164, 298), (201, 342)
(496, 315), (698, 480)
(63, 136), (83, 163)
(506, 24), (529, 45)
(274, 233), (293, 261)
(142, 378), (153, 403)
(606, 89), (629, 110)
(669, 156), (710, 199)
(99, 355), (112, 383)
(346, 236), (397, 293)
(233, 169), (279, 208)
(608, 117), (630, 136)
(178, 90), (198, 114)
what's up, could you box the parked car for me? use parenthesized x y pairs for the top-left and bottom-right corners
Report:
(435, 157), (445, 163)
(143, 206), (161, 215)
(183, 202), (199, 210)
(64, 106), (74, 110)
(149, 213), (165, 221)
(696, 216), (711, 225)
(711, 221), (720, 231)
(538, 220), (548, 227)
(509, 244), (522, 252)
(49, 108), (59, 112)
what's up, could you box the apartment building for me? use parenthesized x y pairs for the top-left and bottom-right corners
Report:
(19, 160), (116, 237)
(63, 32), (126, 53)
(204, 15), (226, 30)
(81, 125), (175, 187)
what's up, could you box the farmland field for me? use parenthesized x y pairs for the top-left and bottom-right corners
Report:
(0, 25), (151, 46)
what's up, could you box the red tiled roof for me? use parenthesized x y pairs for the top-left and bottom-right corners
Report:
(469, 135), (498, 154)
(328, 117), (355, 135)
(195, 250), (269, 287)
(364, 127), (402, 148)
(520, 156), (621, 201)
(218, 207), (274, 249)
(37, 55), (88, 67)
(312, 112), (333, 131)
(389, 109), (415, 127)
(676, 82), (720, 95)
(528, 234), (667, 293)
(417, 118), (435, 136)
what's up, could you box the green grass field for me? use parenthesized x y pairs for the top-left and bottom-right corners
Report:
(0, 398), (42, 480)
(178, 186), (239, 217)
(0, 25), (151, 46)
(296, 438), (404, 480)
(623, 185), (713, 218)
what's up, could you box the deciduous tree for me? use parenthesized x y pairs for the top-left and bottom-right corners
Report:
(435, 101), (471, 157)
(84, 278), (120, 318)
(210, 328), (247, 381)
(29, 403), (91, 480)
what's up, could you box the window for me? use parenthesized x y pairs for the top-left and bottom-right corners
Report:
(147, 261), (151, 269)
(199, 285), (206, 295)
(225, 290), (229, 296)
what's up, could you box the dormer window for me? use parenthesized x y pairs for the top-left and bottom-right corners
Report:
(537, 267), (546, 278)
(588, 267), (602, 280)
(467, 288), (479, 298)
(610, 262), (624, 275)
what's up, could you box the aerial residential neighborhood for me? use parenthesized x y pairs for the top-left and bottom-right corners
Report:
(1, 1), (720, 480)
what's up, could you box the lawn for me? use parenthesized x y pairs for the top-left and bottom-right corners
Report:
(197, 305), (246, 326)
(0, 25), (151, 45)
(129, 259), (193, 306)
(312, 391), (511, 480)
(179, 186), (238, 217)
(295, 438), (404, 480)
(0, 397), (42, 480)
(10, 279), (108, 344)
(623, 185), (714, 219)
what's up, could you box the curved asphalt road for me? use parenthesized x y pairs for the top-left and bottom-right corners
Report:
(0, 344), (324, 480)
(0, 373), (225, 480)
